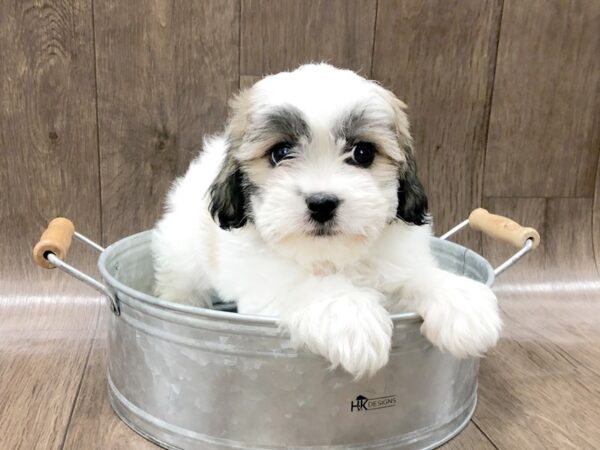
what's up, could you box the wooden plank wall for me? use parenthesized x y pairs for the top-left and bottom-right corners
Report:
(94, 0), (239, 244)
(1, 0), (600, 448)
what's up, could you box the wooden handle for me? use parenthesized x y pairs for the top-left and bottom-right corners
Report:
(33, 218), (75, 269)
(469, 208), (540, 250)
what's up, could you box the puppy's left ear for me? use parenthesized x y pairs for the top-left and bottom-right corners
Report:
(376, 85), (430, 226)
(208, 154), (248, 230)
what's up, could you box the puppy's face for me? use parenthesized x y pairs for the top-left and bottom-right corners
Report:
(210, 64), (428, 267)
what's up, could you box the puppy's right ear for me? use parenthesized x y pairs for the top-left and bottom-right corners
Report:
(396, 147), (430, 226)
(208, 89), (254, 230)
(208, 154), (248, 229)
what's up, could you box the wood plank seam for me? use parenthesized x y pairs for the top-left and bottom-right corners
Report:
(554, 346), (600, 379)
(368, 0), (379, 79)
(592, 145), (600, 276)
(480, 0), (505, 210)
(471, 420), (501, 450)
(91, 0), (104, 249)
(486, 195), (596, 200)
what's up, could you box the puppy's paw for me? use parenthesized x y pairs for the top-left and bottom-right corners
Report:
(420, 276), (501, 358)
(287, 289), (393, 379)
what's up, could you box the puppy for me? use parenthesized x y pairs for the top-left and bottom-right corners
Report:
(153, 63), (501, 379)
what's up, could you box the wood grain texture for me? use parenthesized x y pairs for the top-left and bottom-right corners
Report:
(561, 326), (600, 379)
(439, 422), (496, 449)
(0, 297), (100, 450)
(372, 0), (502, 249)
(239, 75), (261, 90)
(499, 293), (600, 383)
(94, 0), (239, 244)
(529, 290), (600, 380)
(595, 161), (600, 276)
(241, 0), (377, 77)
(0, 1), (102, 447)
(0, 0), (102, 292)
(481, 337), (581, 381)
(545, 198), (598, 280)
(484, 0), (600, 197)
(475, 373), (600, 449)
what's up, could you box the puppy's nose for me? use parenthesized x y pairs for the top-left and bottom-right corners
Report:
(306, 193), (340, 223)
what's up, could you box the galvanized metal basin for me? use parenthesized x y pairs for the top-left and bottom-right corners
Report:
(98, 230), (494, 450)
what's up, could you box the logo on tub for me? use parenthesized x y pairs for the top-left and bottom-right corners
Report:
(350, 394), (397, 412)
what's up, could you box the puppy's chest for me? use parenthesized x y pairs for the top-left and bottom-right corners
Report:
(341, 261), (384, 290)
(308, 259), (387, 291)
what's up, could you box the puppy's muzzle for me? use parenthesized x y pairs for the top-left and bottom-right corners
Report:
(306, 193), (340, 224)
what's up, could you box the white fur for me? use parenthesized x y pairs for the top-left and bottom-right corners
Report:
(153, 64), (501, 379)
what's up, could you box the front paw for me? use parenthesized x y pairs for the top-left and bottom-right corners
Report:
(420, 277), (501, 358)
(287, 289), (393, 379)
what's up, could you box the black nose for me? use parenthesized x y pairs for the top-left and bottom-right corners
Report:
(306, 193), (340, 224)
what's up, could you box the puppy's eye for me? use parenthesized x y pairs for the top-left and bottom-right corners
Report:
(348, 142), (376, 168)
(269, 142), (294, 166)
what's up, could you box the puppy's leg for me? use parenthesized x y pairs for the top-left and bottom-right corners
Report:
(271, 275), (393, 379)
(394, 268), (501, 358)
(152, 227), (213, 307)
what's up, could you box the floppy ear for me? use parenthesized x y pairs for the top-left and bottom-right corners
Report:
(208, 88), (254, 230)
(376, 85), (430, 226)
(208, 154), (248, 230)
(396, 147), (430, 226)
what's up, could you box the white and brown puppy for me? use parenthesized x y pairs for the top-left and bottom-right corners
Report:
(153, 63), (501, 379)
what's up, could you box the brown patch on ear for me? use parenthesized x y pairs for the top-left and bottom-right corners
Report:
(374, 85), (413, 154)
(225, 87), (255, 150)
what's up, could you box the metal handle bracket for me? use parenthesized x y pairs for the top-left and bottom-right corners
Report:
(440, 209), (540, 277)
(34, 219), (120, 315)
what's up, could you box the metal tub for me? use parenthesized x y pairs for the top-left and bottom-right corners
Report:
(100, 232), (487, 450)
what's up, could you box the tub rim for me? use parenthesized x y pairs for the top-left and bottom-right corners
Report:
(98, 230), (494, 328)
